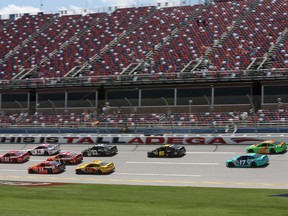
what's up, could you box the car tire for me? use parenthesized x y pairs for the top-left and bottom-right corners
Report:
(270, 149), (276, 154)
(44, 151), (49, 156)
(76, 169), (82, 174)
(247, 149), (254, 153)
(28, 151), (32, 156)
(250, 162), (257, 168)
(227, 162), (234, 168)
(98, 170), (102, 175)
(28, 169), (34, 174)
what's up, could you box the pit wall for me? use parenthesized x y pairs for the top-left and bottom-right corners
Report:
(0, 134), (287, 145)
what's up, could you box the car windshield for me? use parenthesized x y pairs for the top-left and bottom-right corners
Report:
(170, 145), (179, 149)
(47, 144), (56, 148)
(99, 161), (108, 166)
(50, 161), (60, 166)
(253, 154), (262, 159)
(13, 151), (23, 156)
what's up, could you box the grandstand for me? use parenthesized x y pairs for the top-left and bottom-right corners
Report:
(0, 0), (287, 134)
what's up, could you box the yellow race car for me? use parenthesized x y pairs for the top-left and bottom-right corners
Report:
(75, 160), (115, 175)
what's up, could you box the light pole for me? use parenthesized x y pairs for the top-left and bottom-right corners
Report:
(125, 97), (137, 133)
(48, 99), (60, 132)
(246, 94), (258, 136)
(15, 100), (25, 126)
(203, 95), (214, 134)
(189, 99), (192, 133)
(277, 97), (282, 132)
(103, 101), (110, 132)
(40, 0), (43, 11)
(14, 100), (23, 113)
(161, 97), (173, 132)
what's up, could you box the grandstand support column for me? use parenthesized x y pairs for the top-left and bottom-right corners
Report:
(161, 97), (173, 133)
(246, 94), (258, 136)
(277, 98), (282, 133)
(189, 100), (193, 134)
(124, 97), (137, 133)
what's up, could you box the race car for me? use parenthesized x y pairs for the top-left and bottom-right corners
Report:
(147, 144), (186, 157)
(226, 153), (269, 168)
(0, 150), (30, 163)
(75, 160), (115, 174)
(28, 161), (66, 174)
(46, 151), (83, 165)
(27, 143), (61, 156)
(246, 140), (287, 154)
(81, 144), (118, 156)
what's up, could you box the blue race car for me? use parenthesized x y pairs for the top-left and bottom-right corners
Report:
(226, 153), (269, 168)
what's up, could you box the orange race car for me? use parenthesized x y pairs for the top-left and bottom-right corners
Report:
(46, 151), (83, 165)
(28, 161), (66, 174)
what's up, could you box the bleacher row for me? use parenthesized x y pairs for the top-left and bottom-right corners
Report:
(0, 109), (287, 127)
(0, 0), (287, 81)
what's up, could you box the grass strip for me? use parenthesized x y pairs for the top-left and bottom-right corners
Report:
(0, 183), (287, 216)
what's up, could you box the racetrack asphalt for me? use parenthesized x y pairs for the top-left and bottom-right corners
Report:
(0, 144), (287, 189)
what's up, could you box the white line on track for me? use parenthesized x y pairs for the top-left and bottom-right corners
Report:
(30, 160), (46, 162)
(114, 173), (201, 177)
(186, 152), (235, 154)
(0, 169), (26, 172)
(126, 161), (219, 165)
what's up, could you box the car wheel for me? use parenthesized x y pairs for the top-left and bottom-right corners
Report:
(247, 149), (254, 153)
(82, 152), (88, 157)
(227, 162), (234, 168)
(98, 170), (102, 175)
(28, 151), (32, 156)
(76, 169), (82, 174)
(28, 169), (34, 174)
(48, 168), (53, 174)
(250, 162), (257, 168)
(270, 149), (276, 154)
(44, 151), (49, 156)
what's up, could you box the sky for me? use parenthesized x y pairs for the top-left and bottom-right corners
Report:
(0, 0), (200, 16)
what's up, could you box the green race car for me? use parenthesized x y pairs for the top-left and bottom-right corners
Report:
(246, 140), (287, 154)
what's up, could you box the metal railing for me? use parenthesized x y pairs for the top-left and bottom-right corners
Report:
(0, 68), (287, 90)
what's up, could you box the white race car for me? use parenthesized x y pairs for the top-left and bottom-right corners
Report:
(27, 144), (61, 156)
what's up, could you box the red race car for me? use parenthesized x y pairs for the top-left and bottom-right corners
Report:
(46, 151), (83, 165)
(28, 161), (66, 174)
(0, 150), (30, 163)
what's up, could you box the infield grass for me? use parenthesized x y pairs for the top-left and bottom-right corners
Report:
(0, 183), (287, 216)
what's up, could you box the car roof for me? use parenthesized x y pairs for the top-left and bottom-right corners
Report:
(245, 153), (257, 156)
(41, 161), (60, 165)
(58, 151), (72, 155)
(262, 140), (275, 143)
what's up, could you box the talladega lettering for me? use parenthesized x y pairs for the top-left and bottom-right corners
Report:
(0, 136), (228, 145)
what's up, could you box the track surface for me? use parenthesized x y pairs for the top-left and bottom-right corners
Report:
(0, 144), (288, 189)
